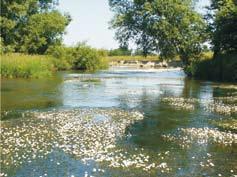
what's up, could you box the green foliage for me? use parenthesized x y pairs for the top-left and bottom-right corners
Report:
(208, 0), (237, 55)
(97, 49), (109, 57)
(46, 44), (109, 71)
(185, 52), (237, 82)
(0, 0), (70, 54)
(109, 0), (207, 63)
(0, 54), (54, 78)
(108, 46), (132, 56)
(72, 44), (108, 71)
(20, 11), (70, 54)
(185, 0), (237, 82)
(46, 45), (74, 70)
(211, 119), (237, 131)
(0, 45), (109, 79)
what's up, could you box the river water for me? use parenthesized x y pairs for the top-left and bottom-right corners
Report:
(1, 67), (237, 177)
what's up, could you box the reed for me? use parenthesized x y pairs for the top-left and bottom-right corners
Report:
(0, 53), (54, 78)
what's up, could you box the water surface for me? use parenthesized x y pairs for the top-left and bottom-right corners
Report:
(1, 67), (236, 177)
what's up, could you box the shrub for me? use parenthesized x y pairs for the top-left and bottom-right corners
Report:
(46, 45), (74, 70)
(72, 45), (101, 71)
(47, 44), (109, 71)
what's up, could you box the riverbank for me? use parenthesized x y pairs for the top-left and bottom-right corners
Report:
(0, 50), (108, 78)
(0, 54), (54, 78)
(0, 53), (182, 79)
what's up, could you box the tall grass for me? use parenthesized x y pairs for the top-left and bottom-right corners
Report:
(1, 53), (54, 78)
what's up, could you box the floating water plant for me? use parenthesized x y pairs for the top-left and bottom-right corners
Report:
(161, 97), (197, 111)
(162, 127), (237, 148)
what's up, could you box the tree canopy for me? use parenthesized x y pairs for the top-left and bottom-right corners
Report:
(207, 0), (237, 56)
(109, 0), (207, 64)
(1, 0), (71, 54)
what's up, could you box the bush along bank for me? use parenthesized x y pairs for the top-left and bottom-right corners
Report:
(1, 44), (109, 78)
(185, 52), (237, 82)
(47, 44), (108, 72)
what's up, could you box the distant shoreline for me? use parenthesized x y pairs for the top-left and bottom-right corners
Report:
(109, 60), (183, 69)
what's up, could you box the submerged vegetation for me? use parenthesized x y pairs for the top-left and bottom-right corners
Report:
(1, 66), (237, 176)
(211, 119), (237, 131)
(1, 0), (237, 176)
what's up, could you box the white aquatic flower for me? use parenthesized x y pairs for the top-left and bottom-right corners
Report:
(159, 162), (167, 168)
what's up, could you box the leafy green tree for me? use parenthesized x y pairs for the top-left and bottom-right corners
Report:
(20, 11), (70, 54)
(109, 0), (207, 64)
(207, 0), (237, 56)
(0, 0), (70, 54)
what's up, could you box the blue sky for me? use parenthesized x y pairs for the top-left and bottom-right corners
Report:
(59, 0), (210, 49)
(58, 0), (118, 49)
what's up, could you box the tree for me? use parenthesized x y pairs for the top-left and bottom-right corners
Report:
(207, 0), (237, 56)
(0, 0), (70, 54)
(20, 11), (70, 54)
(109, 0), (207, 64)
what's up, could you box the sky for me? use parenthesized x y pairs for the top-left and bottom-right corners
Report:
(58, 0), (119, 49)
(58, 0), (210, 50)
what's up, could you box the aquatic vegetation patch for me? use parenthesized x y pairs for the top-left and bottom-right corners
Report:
(35, 109), (172, 172)
(214, 96), (237, 104)
(211, 119), (237, 131)
(205, 101), (237, 115)
(1, 108), (177, 175)
(161, 97), (198, 111)
(162, 127), (237, 148)
(0, 118), (56, 175)
(80, 78), (101, 83)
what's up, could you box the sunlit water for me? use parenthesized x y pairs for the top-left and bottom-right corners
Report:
(1, 67), (237, 177)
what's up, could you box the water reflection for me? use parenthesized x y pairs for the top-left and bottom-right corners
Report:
(1, 77), (63, 113)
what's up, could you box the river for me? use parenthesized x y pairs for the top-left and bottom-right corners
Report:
(1, 67), (236, 177)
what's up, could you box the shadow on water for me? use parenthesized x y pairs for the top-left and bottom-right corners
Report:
(1, 76), (63, 120)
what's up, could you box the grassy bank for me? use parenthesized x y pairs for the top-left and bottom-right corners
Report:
(1, 46), (109, 78)
(0, 54), (54, 78)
